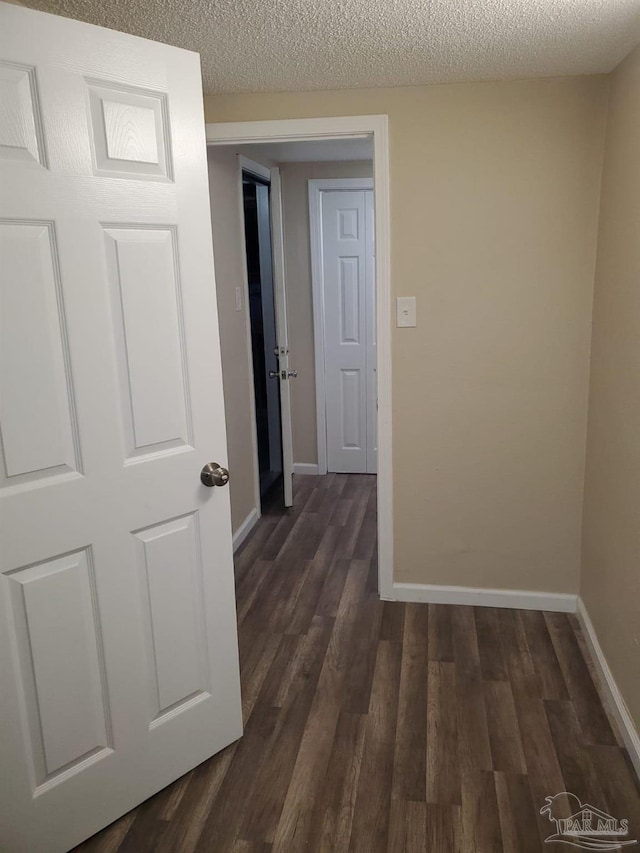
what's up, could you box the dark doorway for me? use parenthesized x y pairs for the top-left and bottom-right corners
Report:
(242, 172), (283, 506)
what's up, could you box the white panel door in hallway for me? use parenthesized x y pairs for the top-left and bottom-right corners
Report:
(0, 5), (242, 851)
(321, 187), (376, 474)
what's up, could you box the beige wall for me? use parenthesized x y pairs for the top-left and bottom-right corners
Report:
(206, 76), (608, 592)
(280, 160), (373, 465)
(581, 46), (640, 728)
(207, 145), (257, 533)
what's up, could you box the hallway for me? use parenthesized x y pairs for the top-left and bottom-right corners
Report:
(77, 474), (640, 852)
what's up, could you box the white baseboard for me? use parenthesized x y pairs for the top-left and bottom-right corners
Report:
(391, 582), (578, 613)
(293, 463), (319, 475)
(232, 507), (259, 553)
(576, 598), (640, 780)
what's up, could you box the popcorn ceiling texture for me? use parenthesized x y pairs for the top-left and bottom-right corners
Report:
(21, 0), (640, 94)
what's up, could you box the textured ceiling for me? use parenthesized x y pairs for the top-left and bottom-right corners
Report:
(20, 0), (640, 94)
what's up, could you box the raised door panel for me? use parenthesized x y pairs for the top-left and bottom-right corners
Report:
(337, 207), (359, 240)
(0, 221), (80, 490)
(0, 61), (46, 166)
(86, 81), (172, 180)
(340, 368), (362, 450)
(339, 256), (360, 345)
(134, 513), (210, 726)
(103, 227), (193, 462)
(5, 549), (111, 792)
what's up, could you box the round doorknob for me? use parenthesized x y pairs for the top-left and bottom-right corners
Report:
(200, 462), (230, 487)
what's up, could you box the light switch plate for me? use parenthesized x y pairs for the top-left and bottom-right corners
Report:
(396, 296), (416, 327)
(235, 286), (242, 312)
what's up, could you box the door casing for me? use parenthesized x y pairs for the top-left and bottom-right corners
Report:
(205, 116), (393, 600)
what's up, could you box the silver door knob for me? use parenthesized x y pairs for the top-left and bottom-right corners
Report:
(200, 462), (230, 487)
(287, 370), (298, 378)
(268, 370), (279, 379)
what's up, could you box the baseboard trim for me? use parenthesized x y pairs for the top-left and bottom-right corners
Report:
(391, 582), (578, 613)
(232, 507), (260, 553)
(293, 463), (319, 475)
(576, 597), (640, 780)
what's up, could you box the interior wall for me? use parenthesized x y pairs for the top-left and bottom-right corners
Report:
(581, 45), (640, 729)
(206, 75), (608, 592)
(280, 160), (373, 466)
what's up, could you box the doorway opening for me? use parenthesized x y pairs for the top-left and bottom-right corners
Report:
(241, 169), (284, 506)
(206, 116), (392, 600)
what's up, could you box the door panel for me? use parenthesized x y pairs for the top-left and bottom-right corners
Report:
(134, 513), (210, 722)
(0, 221), (80, 487)
(103, 226), (192, 458)
(340, 256), (360, 343)
(322, 188), (376, 474)
(7, 549), (111, 788)
(340, 368), (363, 449)
(0, 5), (242, 851)
(0, 60), (46, 166)
(86, 81), (172, 180)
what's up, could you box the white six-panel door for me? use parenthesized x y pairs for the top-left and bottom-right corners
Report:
(0, 5), (242, 851)
(321, 188), (376, 474)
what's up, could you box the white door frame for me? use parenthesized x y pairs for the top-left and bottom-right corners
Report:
(205, 116), (393, 600)
(308, 177), (375, 477)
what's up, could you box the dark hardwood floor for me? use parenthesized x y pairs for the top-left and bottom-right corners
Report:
(77, 473), (640, 852)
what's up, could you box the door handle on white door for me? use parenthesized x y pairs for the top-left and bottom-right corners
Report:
(200, 462), (230, 487)
(269, 369), (298, 379)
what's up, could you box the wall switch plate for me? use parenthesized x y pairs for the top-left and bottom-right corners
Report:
(235, 286), (242, 312)
(396, 296), (416, 327)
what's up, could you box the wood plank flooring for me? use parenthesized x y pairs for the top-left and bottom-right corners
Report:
(76, 473), (640, 852)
